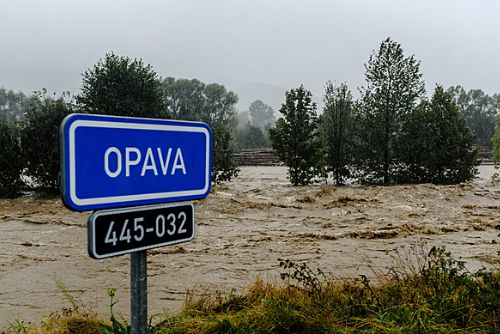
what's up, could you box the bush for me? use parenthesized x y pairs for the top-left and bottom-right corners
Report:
(21, 95), (72, 193)
(0, 118), (24, 196)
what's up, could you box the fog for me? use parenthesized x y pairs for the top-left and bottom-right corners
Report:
(1, 0), (499, 110)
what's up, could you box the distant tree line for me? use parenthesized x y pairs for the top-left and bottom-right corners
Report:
(1, 40), (499, 196)
(271, 37), (497, 186)
(233, 100), (276, 150)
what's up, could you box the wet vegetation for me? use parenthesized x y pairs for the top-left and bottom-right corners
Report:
(5, 247), (499, 334)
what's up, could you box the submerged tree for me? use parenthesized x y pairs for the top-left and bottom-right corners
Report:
(396, 86), (478, 184)
(320, 81), (355, 185)
(358, 37), (425, 184)
(270, 85), (324, 185)
(492, 116), (500, 162)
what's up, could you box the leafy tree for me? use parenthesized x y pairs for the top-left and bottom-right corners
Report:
(77, 53), (164, 118)
(233, 123), (269, 150)
(248, 100), (275, 129)
(0, 88), (32, 123)
(235, 110), (250, 129)
(21, 93), (72, 192)
(320, 81), (355, 184)
(162, 78), (240, 182)
(0, 119), (25, 196)
(447, 86), (497, 149)
(269, 85), (324, 185)
(163, 77), (205, 120)
(493, 116), (500, 162)
(396, 86), (478, 184)
(358, 37), (425, 184)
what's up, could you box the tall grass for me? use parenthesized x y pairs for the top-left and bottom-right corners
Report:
(6, 246), (499, 334)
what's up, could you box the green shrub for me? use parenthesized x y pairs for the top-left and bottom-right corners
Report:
(21, 95), (72, 193)
(0, 118), (24, 196)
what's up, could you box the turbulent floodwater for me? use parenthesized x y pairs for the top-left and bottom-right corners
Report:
(0, 166), (499, 327)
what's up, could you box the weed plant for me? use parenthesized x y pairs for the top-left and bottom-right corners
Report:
(5, 247), (499, 334)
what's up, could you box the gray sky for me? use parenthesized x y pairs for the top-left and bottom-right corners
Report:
(1, 0), (499, 110)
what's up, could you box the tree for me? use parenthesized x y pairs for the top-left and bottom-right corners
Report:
(77, 53), (164, 118)
(233, 123), (269, 150)
(0, 88), (32, 123)
(269, 85), (324, 185)
(447, 86), (497, 149)
(248, 100), (275, 129)
(163, 77), (205, 120)
(0, 118), (25, 196)
(493, 116), (500, 162)
(396, 86), (478, 184)
(162, 78), (240, 182)
(358, 37), (425, 184)
(21, 94), (72, 192)
(320, 81), (355, 184)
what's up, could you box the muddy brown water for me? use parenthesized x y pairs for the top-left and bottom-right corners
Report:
(0, 166), (499, 327)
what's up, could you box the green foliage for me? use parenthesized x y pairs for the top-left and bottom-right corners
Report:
(21, 93), (72, 193)
(77, 53), (164, 118)
(233, 123), (269, 150)
(0, 88), (32, 123)
(0, 118), (25, 197)
(163, 77), (205, 121)
(448, 85), (497, 149)
(492, 116), (500, 162)
(269, 85), (325, 186)
(162, 77), (240, 183)
(248, 100), (275, 129)
(99, 288), (130, 334)
(211, 123), (239, 183)
(396, 86), (478, 184)
(357, 37), (425, 184)
(320, 82), (355, 185)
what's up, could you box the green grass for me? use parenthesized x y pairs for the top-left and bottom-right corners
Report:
(6, 247), (499, 334)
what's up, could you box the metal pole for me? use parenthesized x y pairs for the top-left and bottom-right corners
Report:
(131, 250), (148, 334)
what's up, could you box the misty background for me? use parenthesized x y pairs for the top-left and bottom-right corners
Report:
(1, 0), (499, 111)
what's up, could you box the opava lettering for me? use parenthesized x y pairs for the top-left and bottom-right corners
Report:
(104, 147), (186, 178)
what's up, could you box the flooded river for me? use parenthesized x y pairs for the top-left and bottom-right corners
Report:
(0, 166), (498, 327)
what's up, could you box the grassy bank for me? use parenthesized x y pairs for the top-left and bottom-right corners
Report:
(6, 247), (499, 334)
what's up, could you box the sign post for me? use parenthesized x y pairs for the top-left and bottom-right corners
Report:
(60, 114), (211, 334)
(131, 251), (147, 334)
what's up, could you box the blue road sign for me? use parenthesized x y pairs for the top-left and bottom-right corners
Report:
(60, 114), (212, 211)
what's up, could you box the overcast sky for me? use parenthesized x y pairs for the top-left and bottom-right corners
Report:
(1, 0), (499, 109)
